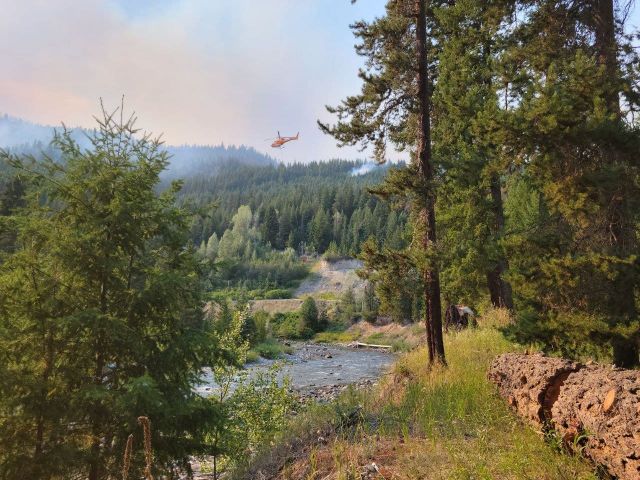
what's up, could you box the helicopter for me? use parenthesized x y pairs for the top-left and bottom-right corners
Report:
(270, 131), (299, 148)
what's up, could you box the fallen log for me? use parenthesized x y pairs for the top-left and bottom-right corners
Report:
(487, 353), (581, 427)
(489, 353), (640, 480)
(347, 341), (392, 350)
(550, 366), (640, 480)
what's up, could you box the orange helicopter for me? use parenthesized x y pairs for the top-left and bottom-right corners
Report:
(271, 131), (299, 148)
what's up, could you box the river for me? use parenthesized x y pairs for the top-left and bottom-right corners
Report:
(195, 342), (395, 399)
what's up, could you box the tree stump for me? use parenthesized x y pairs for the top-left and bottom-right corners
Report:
(444, 305), (475, 332)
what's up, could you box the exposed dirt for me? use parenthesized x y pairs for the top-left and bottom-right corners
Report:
(247, 259), (364, 315)
(294, 259), (366, 297)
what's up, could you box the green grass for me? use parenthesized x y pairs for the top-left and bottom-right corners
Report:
(361, 332), (412, 352)
(248, 338), (294, 361)
(315, 291), (338, 301)
(314, 330), (360, 343)
(313, 320), (359, 343)
(237, 311), (598, 480)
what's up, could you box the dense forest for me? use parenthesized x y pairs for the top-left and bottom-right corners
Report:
(179, 161), (406, 255)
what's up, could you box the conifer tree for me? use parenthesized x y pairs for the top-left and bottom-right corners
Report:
(0, 104), (237, 478)
(262, 206), (279, 248)
(320, 0), (446, 363)
(499, 0), (640, 366)
(433, 0), (514, 309)
(300, 296), (320, 333)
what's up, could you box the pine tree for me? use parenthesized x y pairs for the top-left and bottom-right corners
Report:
(299, 297), (319, 333)
(309, 208), (331, 253)
(319, 0), (446, 364)
(433, 0), (514, 309)
(0, 105), (237, 478)
(206, 232), (219, 259)
(262, 206), (279, 248)
(499, 0), (640, 366)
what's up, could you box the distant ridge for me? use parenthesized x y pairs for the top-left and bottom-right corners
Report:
(0, 113), (276, 178)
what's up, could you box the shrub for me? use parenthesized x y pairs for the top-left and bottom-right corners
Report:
(263, 288), (292, 299)
(245, 349), (260, 363)
(254, 340), (287, 359)
(272, 312), (303, 339)
(300, 297), (319, 332)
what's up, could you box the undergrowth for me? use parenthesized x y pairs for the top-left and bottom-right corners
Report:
(234, 309), (598, 479)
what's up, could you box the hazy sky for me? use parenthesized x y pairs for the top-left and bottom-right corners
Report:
(1, 0), (390, 163)
(3, 1), (640, 163)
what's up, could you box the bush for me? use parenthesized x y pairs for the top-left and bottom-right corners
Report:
(300, 297), (319, 332)
(318, 310), (330, 331)
(362, 310), (377, 324)
(263, 288), (292, 299)
(272, 312), (304, 339)
(253, 311), (269, 344)
(254, 340), (286, 359)
(245, 349), (260, 363)
(240, 313), (258, 344)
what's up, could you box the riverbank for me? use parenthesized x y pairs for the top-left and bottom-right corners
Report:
(233, 310), (598, 480)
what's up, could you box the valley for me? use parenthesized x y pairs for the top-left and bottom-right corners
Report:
(2, 0), (639, 478)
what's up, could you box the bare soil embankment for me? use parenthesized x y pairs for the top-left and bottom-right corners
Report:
(250, 259), (365, 315)
(294, 259), (365, 297)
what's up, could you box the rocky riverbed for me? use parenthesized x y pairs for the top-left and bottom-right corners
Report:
(188, 343), (394, 479)
(195, 342), (395, 401)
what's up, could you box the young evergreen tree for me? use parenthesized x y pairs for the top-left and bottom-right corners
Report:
(433, 0), (514, 309)
(0, 105), (236, 479)
(299, 296), (319, 332)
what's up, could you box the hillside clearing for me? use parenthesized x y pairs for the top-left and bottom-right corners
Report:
(294, 259), (366, 298)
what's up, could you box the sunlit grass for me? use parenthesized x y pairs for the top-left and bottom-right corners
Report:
(238, 310), (596, 479)
(314, 330), (360, 343)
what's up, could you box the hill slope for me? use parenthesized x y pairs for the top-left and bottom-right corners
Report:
(0, 113), (276, 178)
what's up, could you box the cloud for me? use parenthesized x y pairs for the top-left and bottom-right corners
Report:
(0, 0), (391, 163)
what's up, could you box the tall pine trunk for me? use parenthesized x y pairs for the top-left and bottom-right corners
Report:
(416, 0), (445, 365)
(479, 28), (513, 312)
(486, 174), (513, 310)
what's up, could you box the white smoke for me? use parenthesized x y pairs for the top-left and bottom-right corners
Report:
(350, 163), (377, 176)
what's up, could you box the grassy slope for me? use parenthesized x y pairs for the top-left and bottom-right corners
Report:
(237, 312), (597, 479)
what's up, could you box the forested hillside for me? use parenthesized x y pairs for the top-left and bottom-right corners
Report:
(0, 113), (276, 178)
(179, 161), (405, 255)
